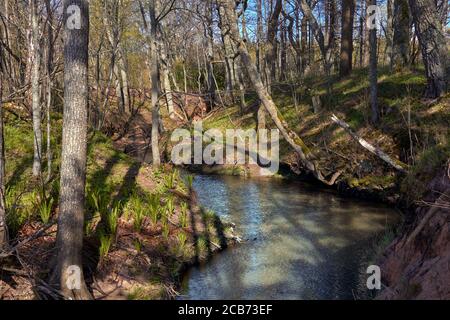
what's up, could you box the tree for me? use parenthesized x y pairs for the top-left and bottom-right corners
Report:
(30, 0), (43, 178)
(52, 0), (92, 299)
(408, 0), (448, 98)
(368, 0), (379, 123)
(340, 0), (356, 77)
(0, 74), (7, 250)
(391, 0), (411, 69)
(218, 0), (339, 186)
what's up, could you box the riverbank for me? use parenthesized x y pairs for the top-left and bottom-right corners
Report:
(191, 67), (449, 299)
(0, 111), (237, 300)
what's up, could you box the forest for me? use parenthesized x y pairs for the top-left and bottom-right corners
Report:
(0, 0), (449, 301)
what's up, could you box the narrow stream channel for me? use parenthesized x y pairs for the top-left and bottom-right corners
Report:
(181, 175), (400, 300)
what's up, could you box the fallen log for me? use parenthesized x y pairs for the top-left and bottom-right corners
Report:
(331, 114), (408, 173)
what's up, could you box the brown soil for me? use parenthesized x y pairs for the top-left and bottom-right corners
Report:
(377, 165), (450, 300)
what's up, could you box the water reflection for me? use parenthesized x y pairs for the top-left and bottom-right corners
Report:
(181, 175), (399, 300)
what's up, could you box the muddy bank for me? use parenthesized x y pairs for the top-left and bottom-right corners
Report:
(376, 167), (450, 300)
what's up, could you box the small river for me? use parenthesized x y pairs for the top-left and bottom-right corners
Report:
(181, 174), (400, 300)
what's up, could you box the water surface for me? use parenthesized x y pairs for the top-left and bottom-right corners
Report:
(181, 175), (399, 300)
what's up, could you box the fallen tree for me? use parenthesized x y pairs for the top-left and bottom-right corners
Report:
(331, 114), (408, 173)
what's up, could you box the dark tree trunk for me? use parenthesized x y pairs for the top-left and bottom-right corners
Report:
(391, 0), (411, 69)
(368, 0), (379, 123)
(340, 0), (356, 77)
(408, 0), (448, 98)
(385, 0), (395, 67)
(52, 0), (92, 300)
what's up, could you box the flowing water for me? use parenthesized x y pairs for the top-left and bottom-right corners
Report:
(181, 175), (400, 300)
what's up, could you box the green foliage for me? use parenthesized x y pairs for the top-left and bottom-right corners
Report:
(162, 219), (170, 240)
(133, 208), (145, 232)
(99, 231), (113, 261)
(165, 195), (175, 218)
(107, 201), (122, 236)
(402, 142), (450, 204)
(87, 186), (111, 216)
(185, 175), (194, 191)
(133, 238), (143, 253)
(147, 194), (160, 224)
(179, 202), (189, 228)
(177, 232), (187, 252)
(38, 197), (55, 224)
(164, 169), (179, 190)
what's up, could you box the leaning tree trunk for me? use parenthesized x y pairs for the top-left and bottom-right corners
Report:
(408, 0), (448, 98)
(30, 0), (42, 178)
(219, 0), (339, 186)
(52, 0), (92, 300)
(0, 76), (7, 250)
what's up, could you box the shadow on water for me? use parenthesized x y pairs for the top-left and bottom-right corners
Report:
(181, 175), (400, 300)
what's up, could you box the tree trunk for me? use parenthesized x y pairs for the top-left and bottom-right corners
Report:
(30, 0), (42, 178)
(52, 0), (92, 300)
(45, 0), (53, 182)
(265, 0), (283, 90)
(149, 0), (161, 167)
(0, 76), (7, 250)
(408, 0), (448, 98)
(340, 0), (356, 77)
(391, 0), (411, 69)
(385, 0), (395, 67)
(368, 0), (379, 123)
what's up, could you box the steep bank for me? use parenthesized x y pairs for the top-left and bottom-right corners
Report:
(377, 167), (450, 300)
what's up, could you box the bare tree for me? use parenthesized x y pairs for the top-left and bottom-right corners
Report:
(52, 0), (92, 299)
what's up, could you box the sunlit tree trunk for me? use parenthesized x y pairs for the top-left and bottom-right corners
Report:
(0, 76), (7, 250)
(149, 0), (161, 167)
(52, 0), (92, 300)
(30, 0), (42, 178)
(409, 0), (448, 98)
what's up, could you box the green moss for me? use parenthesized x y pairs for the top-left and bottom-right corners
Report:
(401, 142), (450, 205)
